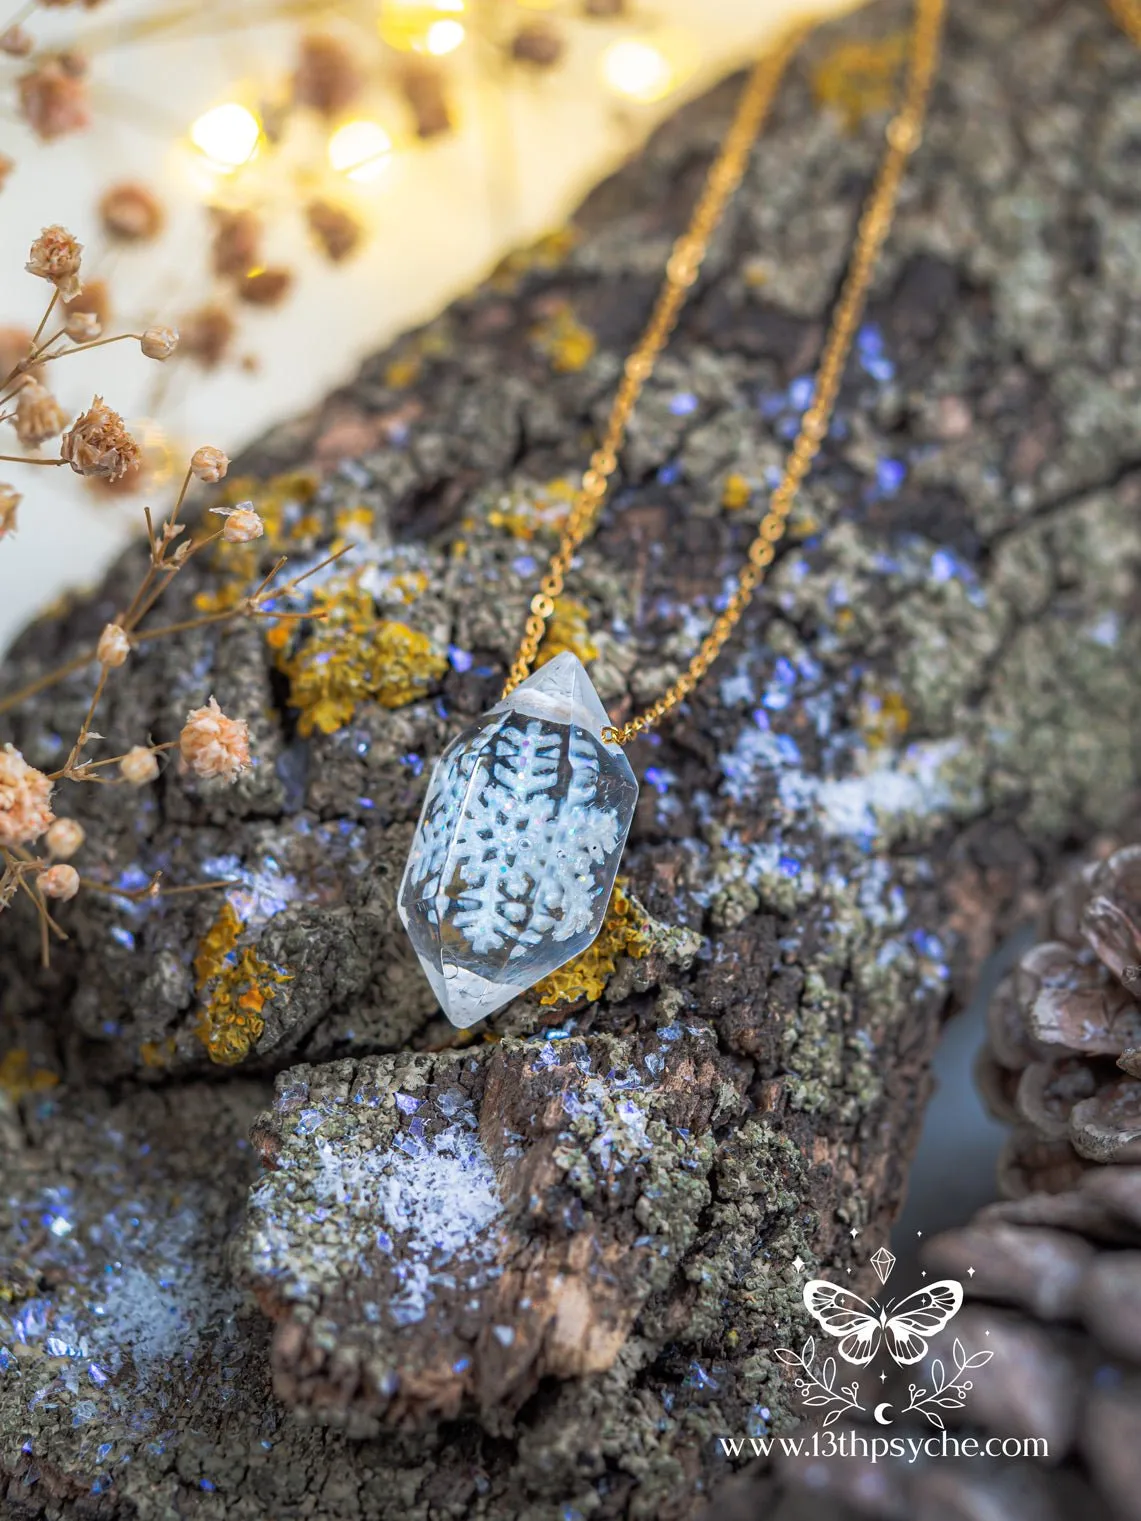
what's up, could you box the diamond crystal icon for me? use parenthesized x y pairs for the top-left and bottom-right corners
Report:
(870, 1246), (896, 1286)
(398, 651), (638, 1027)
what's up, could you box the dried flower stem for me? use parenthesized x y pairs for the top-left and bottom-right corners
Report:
(79, 871), (239, 902)
(48, 739), (177, 784)
(0, 455), (66, 467)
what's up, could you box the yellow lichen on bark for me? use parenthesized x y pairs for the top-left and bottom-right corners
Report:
(193, 900), (290, 1065)
(275, 583), (446, 736)
(534, 882), (652, 1007)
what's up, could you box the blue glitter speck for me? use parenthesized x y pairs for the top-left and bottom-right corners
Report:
(876, 458), (906, 496)
(668, 392), (698, 417)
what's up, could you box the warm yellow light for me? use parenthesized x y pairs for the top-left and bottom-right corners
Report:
(327, 119), (393, 182)
(602, 39), (676, 103)
(425, 18), (464, 55)
(379, 0), (464, 53)
(189, 103), (261, 171)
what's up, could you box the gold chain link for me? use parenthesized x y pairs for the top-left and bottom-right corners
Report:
(501, 0), (947, 745)
(1108, 0), (1141, 47)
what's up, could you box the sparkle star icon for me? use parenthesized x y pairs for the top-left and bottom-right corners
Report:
(850, 1227), (860, 1239)
(967, 1266), (975, 1277)
(920, 1270), (927, 1278)
(792, 1255), (805, 1273)
(879, 1370), (887, 1384)
(916, 1230), (923, 1238)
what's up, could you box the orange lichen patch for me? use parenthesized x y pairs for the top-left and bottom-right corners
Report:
(384, 353), (422, 389)
(534, 882), (652, 1007)
(721, 473), (752, 511)
(810, 34), (908, 131)
(488, 477), (577, 541)
(139, 1037), (176, 1070)
(535, 597), (598, 669)
(860, 685), (911, 749)
(276, 583), (446, 736)
(492, 225), (580, 290)
(193, 901), (290, 1066)
(0, 1048), (59, 1100)
(530, 302), (596, 373)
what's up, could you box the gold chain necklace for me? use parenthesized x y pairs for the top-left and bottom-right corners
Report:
(399, 0), (947, 1027)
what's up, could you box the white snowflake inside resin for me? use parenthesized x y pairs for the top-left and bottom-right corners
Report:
(398, 651), (638, 1027)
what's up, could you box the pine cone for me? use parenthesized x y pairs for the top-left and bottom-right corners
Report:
(980, 844), (1141, 1195)
(759, 1171), (1141, 1521)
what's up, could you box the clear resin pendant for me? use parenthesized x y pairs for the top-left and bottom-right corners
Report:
(398, 651), (638, 1027)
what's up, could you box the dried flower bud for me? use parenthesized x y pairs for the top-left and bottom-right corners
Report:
(510, 22), (564, 68)
(583, 0), (626, 15)
(293, 32), (362, 118)
(213, 502), (264, 544)
(179, 696), (250, 784)
(396, 59), (452, 140)
(0, 744), (54, 848)
(45, 817), (85, 859)
(119, 745), (159, 786)
(0, 25), (33, 57)
(26, 224), (83, 301)
(210, 208), (262, 281)
(305, 199), (364, 263)
(64, 309), (100, 342)
(190, 445), (229, 483)
(38, 863), (79, 902)
(99, 181), (164, 242)
(140, 324), (179, 361)
(0, 153), (13, 192)
(60, 396), (140, 481)
(14, 379), (67, 448)
(18, 61), (91, 142)
(64, 278), (109, 328)
(97, 622), (130, 667)
(178, 303), (234, 369)
(237, 267), (293, 308)
(0, 485), (20, 539)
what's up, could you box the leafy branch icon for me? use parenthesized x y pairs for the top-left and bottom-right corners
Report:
(774, 1337), (865, 1427)
(901, 1338), (993, 1428)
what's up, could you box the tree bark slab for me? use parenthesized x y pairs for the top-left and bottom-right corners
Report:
(2, 0), (1141, 1516)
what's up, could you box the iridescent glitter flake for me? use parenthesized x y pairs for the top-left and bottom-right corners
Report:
(398, 652), (638, 1026)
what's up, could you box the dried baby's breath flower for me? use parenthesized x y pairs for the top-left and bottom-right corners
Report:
(178, 304), (234, 369)
(190, 445), (229, 483)
(99, 181), (164, 242)
(510, 21), (564, 67)
(64, 309), (100, 342)
(0, 25), (33, 56)
(210, 208), (262, 281)
(45, 817), (85, 859)
(237, 267), (293, 308)
(38, 863), (79, 901)
(96, 622), (130, 667)
(0, 153), (14, 192)
(64, 279), (109, 328)
(140, 324), (179, 361)
(396, 59), (452, 140)
(305, 199), (364, 263)
(60, 396), (141, 481)
(0, 485), (21, 538)
(120, 746), (159, 786)
(14, 379), (67, 448)
(0, 744), (54, 848)
(18, 60), (91, 142)
(212, 502), (264, 544)
(26, 225), (83, 301)
(179, 696), (250, 784)
(293, 32), (362, 118)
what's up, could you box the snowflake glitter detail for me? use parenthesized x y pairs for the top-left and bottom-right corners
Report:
(871, 1246), (896, 1286)
(398, 652), (637, 1027)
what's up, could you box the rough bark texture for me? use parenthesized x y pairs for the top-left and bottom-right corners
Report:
(1, 0), (1140, 1516)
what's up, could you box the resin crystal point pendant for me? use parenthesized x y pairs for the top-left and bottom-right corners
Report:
(398, 651), (638, 1028)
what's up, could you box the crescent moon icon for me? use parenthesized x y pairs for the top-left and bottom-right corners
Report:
(873, 1402), (894, 1426)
